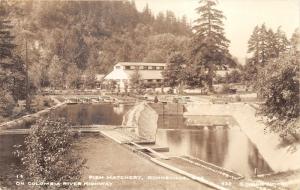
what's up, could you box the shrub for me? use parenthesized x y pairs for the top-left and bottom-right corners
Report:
(257, 52), (299, 142)
(43, 99), (51, 107)
(0, 91), (16, 117)
(221, 84), (231, 94)
(167, 88), (174, 94)
(235, 95), (242, 102)
(14, 117), (86, 188)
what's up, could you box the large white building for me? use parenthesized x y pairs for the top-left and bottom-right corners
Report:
(104, 62), (166, 89)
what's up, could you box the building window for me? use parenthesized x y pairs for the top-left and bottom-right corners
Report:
(147, 79), (153, 82)
(160, 66), (165, 70)
(156, 79), (161, 82)
(144, 66), (148, 70)
(115, 66), (120, 69)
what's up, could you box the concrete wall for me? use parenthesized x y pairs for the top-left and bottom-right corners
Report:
(184, 102), (300, 172)
(123, 102), (158, 141)
(137, 103), (158, 141)
(149, 103), (184, 115)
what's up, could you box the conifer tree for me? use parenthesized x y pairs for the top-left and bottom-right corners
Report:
(0, 1), (22, 116)
(247, 25), (261, 65)
(189, 0), (232, 91)
(244, 24), (290, 83)
(0, 1), (16, 91)
(274, 27), (289, 56)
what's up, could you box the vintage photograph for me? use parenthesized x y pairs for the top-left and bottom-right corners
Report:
(0, 0), (299, 189)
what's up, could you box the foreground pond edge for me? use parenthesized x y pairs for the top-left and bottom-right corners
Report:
(1, 98), (299, 189)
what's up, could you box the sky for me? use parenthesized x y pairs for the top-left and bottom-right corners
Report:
(135, 0), (300, 64)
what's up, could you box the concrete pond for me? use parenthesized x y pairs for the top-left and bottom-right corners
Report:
(0, 102), (299, 190)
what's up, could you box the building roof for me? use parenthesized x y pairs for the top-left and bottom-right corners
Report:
(104, 69), (164, 80)
(104, 62), (166, 81)
(116, 62), (166, 67)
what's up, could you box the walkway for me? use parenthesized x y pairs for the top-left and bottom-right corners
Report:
(78, 134), (213, 190)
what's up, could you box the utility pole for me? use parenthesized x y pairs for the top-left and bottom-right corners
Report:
(25, 37), (30, 111)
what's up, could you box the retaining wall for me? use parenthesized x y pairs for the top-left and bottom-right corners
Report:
(184, 102), (300, 172)
(123, 102), (158, 141)
(149, 103), (184, 115)
(0, 102), (66, 130)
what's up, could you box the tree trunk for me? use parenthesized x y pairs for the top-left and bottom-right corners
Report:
(207, 66), (214, 92)
(25, 38), (31, 112)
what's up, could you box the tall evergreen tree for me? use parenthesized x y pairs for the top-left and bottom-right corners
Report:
(274, 27), (289, 56)
(141, 3), (153, 24)
(0, 1), (22, 117)
(266, 28), (277, 59)
(258, 24), (269, 65)
(247, 24), (273, 66)
(247, 25), (260, 65)
(189, 0), (232, 91)
(245, 24), (290, 83)
(0, 1), (16, 91)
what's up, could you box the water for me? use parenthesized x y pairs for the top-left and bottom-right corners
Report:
(0, 103), (132, 187)
(56, 103), (132, 125)
(0, 103), (273, 187)
(156, 115), (273, 177)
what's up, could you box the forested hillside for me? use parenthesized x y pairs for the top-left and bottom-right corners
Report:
(8, 0), (191, 89)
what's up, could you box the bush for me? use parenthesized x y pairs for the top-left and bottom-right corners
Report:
(14, 117), (86, 187)
(235, 95), (242, 102)
(221, 84), (231, 94)
(257, 52), (299, 142)
(167, 88), (174, 94)
(43, 99), (50, 107)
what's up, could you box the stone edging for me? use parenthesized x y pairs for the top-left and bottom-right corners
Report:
(150, 157), (230, 190)
(179, 156), (244, 180)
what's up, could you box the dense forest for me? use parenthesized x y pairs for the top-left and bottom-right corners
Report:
(7, 0), (191, 89)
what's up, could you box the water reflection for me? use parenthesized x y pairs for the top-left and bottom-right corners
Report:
(156, 116), (273, 177)
(56, 104), (132, 125)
